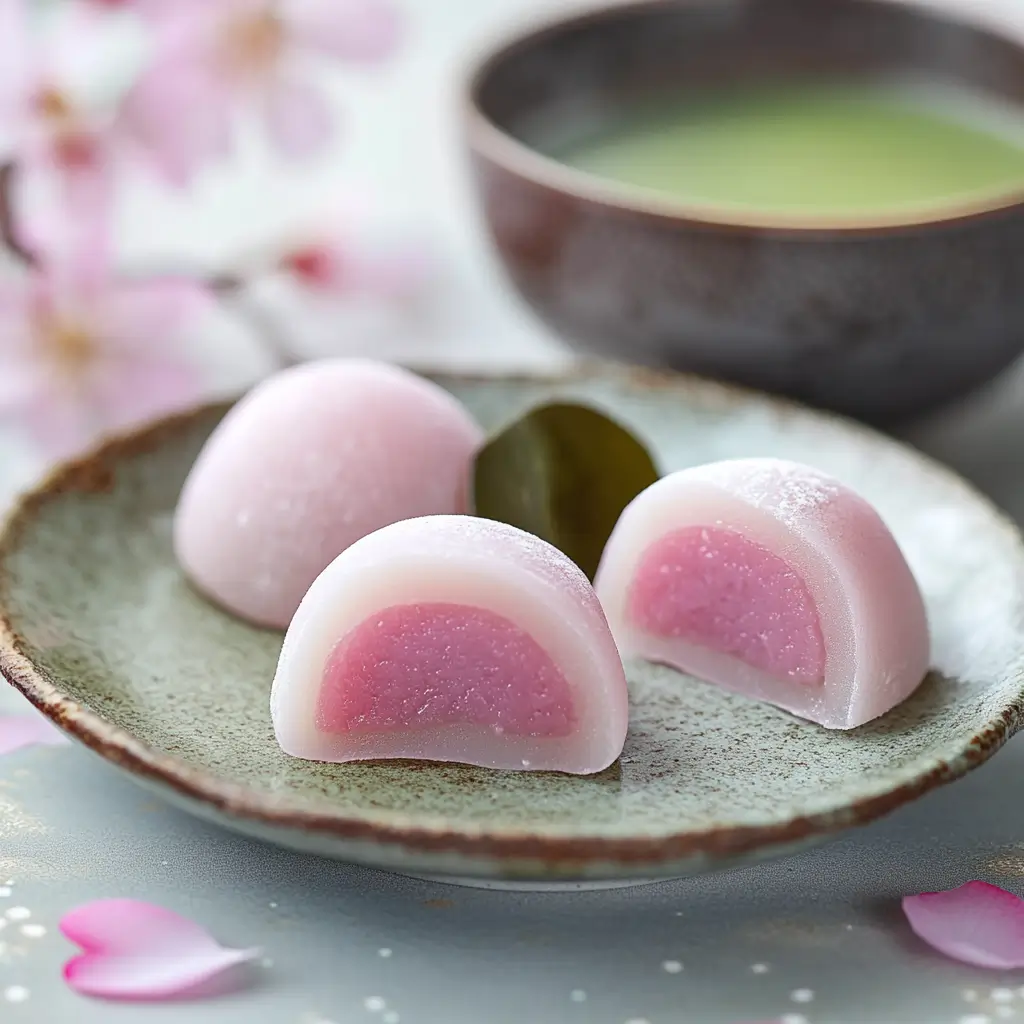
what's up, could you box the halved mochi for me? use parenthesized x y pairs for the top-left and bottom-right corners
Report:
(175, 359), (482, 629)
(594, 459), (929, 729)
(271, 515), (629, 773)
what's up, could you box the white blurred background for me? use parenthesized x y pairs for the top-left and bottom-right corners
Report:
(2, 0), (1024, 521)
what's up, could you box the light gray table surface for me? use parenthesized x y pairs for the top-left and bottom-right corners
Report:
(0, 690), (1023, 1024)
(6, 0), (1024, 1021)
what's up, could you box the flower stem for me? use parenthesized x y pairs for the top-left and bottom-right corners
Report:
(215, 284), (300, 371)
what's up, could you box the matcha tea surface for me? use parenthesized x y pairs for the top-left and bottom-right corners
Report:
(553, 82), (1024, 216)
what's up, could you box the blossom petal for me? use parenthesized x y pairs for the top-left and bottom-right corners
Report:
(0, 277), (35, 351)
(0, 714), (69, 755)
(0, 269), (208, 457)
(350, 239), (434, 298)
(120, 60), (234, 187)
(0, 278), (51, 418)
(120, 0), (207, 21)
(61, 899), (259, 1000)
(262, 74), (334, 158)
(0, 0), (32, 136)
(18, 136), (116, 287)
(281, 224), (435, 298)
(61, 147), (115, 225)
(90, 359), (203, 433)
(88, 278), (210, 430)
(0, 0), (30, 83)
(99, 278), (214, 352)
(285, 0), (402, 63)
(15, 385), (104, 459)
(13, 365), (144, 459)
(0, 362), (46, 416)
(39, 1), (145, 107)
(903, 881), (1024, 968)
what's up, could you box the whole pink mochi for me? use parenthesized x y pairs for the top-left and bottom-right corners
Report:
(594, 459), (930, 729)
(271, 515), (629, 773)
(174, 360), (483, 628)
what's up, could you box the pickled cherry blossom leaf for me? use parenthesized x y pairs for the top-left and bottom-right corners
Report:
(472, 402), (659, 580)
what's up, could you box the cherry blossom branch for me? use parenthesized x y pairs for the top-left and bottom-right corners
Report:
(0, 157), (302, 370)
(0, 0), (409, 460)
(212, 278), (302, 371)
(0, 162), (37, 267)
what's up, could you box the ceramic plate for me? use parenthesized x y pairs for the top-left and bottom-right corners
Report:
(1, 364), (1023, 884)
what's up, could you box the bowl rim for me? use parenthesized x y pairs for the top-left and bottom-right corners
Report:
(464, 0), (1024, 236)
(1, 362), (1023, 874)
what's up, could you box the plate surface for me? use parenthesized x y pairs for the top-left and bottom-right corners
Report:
(1, 364), (1023, 882)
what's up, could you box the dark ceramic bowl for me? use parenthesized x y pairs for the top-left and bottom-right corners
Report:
(465, 0), (1024, 424)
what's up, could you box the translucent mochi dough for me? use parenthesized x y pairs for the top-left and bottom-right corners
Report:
(594, 459), (930, 729)
(175, 360), (483, 629)
(271, 516), (629, 773)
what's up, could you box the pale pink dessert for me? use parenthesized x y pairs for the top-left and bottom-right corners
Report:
(271, 516), (629, 773)
(594, 459), (929, 729)
(175, 360), (483, 629)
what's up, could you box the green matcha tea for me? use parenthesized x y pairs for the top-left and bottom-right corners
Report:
(553, 81), (1024, 216)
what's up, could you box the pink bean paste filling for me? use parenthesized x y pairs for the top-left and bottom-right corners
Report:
(317, 602), (576, 736)
(628, 525), (826, 684)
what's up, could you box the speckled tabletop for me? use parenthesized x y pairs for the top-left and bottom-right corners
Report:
(9, 686), (1024, 1024)
(6, 0), (1024, 1022)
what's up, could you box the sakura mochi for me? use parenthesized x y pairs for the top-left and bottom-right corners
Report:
(271, 515), (629, 773)
(594, 459), (930, 729)
(175, 360), (482, 629)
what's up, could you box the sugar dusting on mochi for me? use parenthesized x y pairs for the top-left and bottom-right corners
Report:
(174, 360), (483, 629)
(271, 515), (629, 774)
(595, 458), (930, 729)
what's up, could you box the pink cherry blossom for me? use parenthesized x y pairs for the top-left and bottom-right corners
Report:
(280, 231), (432, 300)
(903, 880), (1024, 968)
(122, 0), (401, 184)
(0, 1), (140, 237)
(0, 250), (210, 459)
(61, 899), (259, 1000)
(0, 713), (69, 756)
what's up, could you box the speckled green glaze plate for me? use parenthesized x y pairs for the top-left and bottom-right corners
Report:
(2, 364), (1023, 884)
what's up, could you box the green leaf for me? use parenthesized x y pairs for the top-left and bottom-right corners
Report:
(472, 402), (660, 580)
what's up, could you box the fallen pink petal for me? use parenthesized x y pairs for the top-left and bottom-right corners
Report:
(903, 881), (1024, 968)
(0, 713), (69, 756)
(61, 899), (259, 1000)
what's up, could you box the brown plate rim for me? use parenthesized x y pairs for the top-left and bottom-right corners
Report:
(1, 362), (1022, 870)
